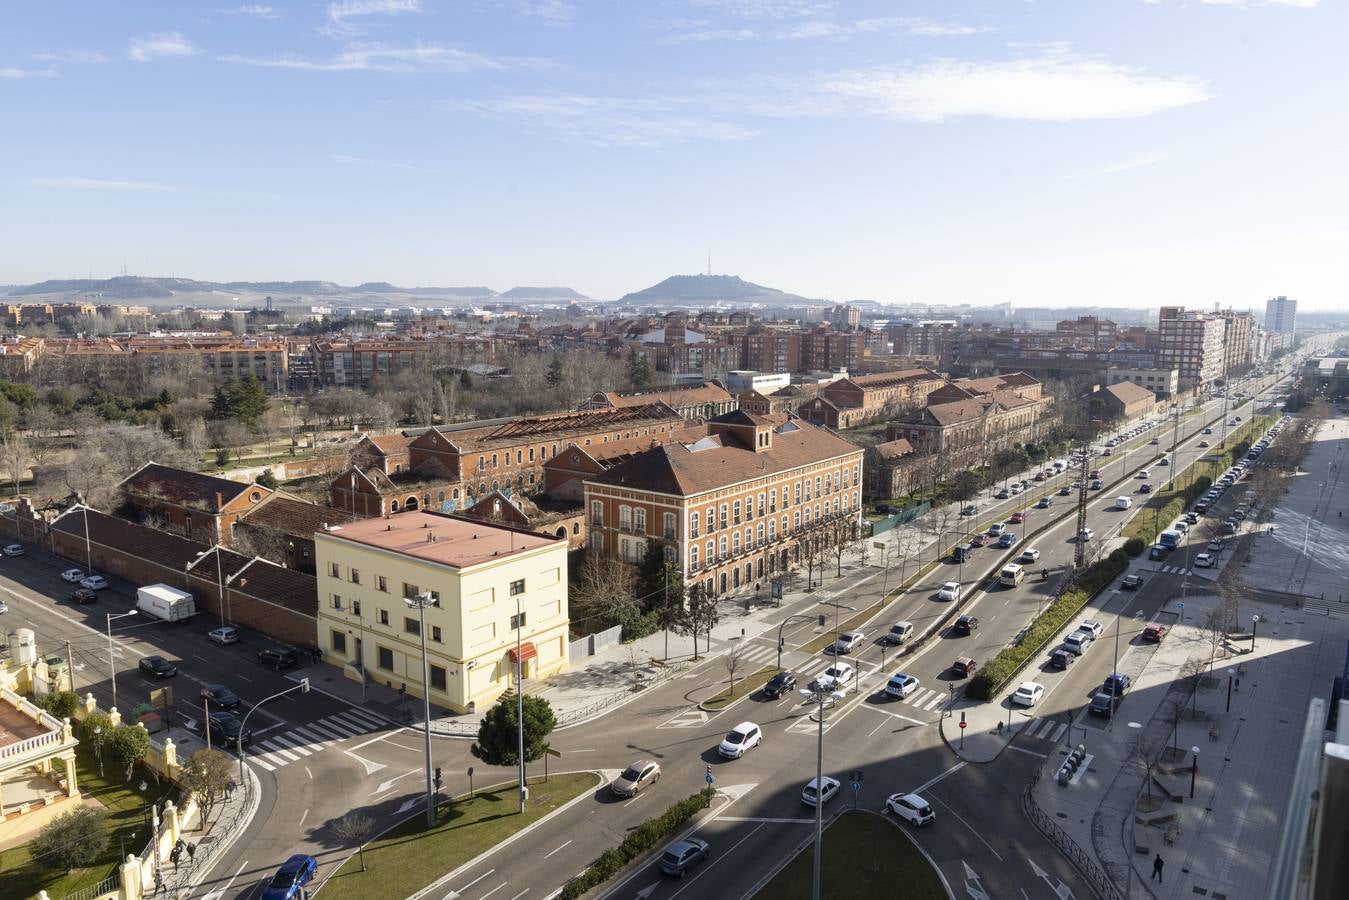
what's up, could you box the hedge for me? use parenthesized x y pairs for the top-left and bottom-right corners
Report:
(1123, 537), (1146, 558)
(559, 790), (712, 899)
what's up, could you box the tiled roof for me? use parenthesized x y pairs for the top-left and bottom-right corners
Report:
(51, 506), (207, 569)
(120, 463), (259, 512)
(229, 558), (317, 618)
(366, 433), (413, 455)
(873, 438), (915, 461)
(441, 403), (684, 451)
(1104, 381), (1156, 404)
(923, 399), (989, 426)
(598, 383), (733, 408)
(589, 419), (862, 497)
(240, 493), (355, 538)
(186, 546), (253, 577)
(848, 369), (941, 389)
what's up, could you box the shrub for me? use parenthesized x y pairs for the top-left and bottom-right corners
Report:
(37, 690), (79, 720)
(1123, 537), (1146, 557)
(30, 806), (108, 871)
(559, 791), (711, 899)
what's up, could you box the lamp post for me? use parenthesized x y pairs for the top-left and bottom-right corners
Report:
(513, 592), (527, 813)
(799, 684), (844, 900)
(237, 679), (310, 794)
(81, 503), (93, 579)
(776, 613), (827, 670)
(1251, 613), (1260, 650)
(93, 725), (104, 777)
(406, 592), (438, 828)
(106, 610), (137, 710)
(1190, 746), (1200, 799)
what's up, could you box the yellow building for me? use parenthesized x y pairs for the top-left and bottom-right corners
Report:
(314, 511), (570, 714)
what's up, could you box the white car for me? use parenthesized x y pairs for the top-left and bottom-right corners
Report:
(1078, 528), (1095, 542)
(1194, 552), (1215, 568)
(814, 663), (854, 692)
(801, 776), (840, 806)
(936, 582), (960, 602)
(885, 672), (919, 698)
(886, 792), (936, 826)
(61, 569), (86, 583)
(2, 544), (24, 556)
(717, 722), (762, 759)
(1077, 620), (1104, 639)
(80, 575), (109, 590)
(0, 600), (8, 614)
(1137, 470), (1150, 479)
(1019, 548), (1040, 563)
(208, 625), (240, 645)
(1012, 682), (1045, 707)
(833, 631), (865, 655)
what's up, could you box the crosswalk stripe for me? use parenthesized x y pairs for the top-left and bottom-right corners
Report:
(923, 695), (943, 711)
(910, 689), (935, 707)
(304, 720), (350, 742)
(317, 716), (361, 738)
(1029, 719), (1050, 738)
(289, 724), (336, 748)
(1049, 723), (1067, 742)
(248, 756), (276, 772)
(269, 734), (312, 756)
(342, 708), (388, 729)
(260, 740), (300, 761)
(329, 712), (374, 734)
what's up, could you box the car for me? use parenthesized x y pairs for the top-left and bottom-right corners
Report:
(1207, 539), (1223, 553)
(951, 656), (977, 677)
(801, 775), (841, 806)
(1183, 512), (1199, 525)
(200, 683), (241, 710)
(1102, 448), (1113, 456)
(1139, 483), (1153, 493)
(961, 504), (978, 516)
(69, 587), (98, 604)
(1090, 469), (1102, 479)
(611, 760), (661, 797)
(1058, 486), (1072, 496)
(1150, 437), (1160, 444)
(1222, 520), (1238, 534)
(887, 792), (936, 826)
(885, 672), (920, 698)
(969, 533), (987, 547)
(1235, 416), (1242, 422)
(1010, 511), (1025, 524)
(718, 722), (762, 759)
(1195, 502), (1210, 514)
(988, 523), (1005, 537)
(1048, 648), (1076, 670)
(1199, 440), (1210, 448)
(1009, 483), (1023, 495)
(882, 622), (914, 645)
(1090, 480), (1103, 490)
(1012, 682), (1045, 707)
(1202, 427), (1213, 435)
(1137, 470), (1150, 479)
(1036, 496), (1052, 509)
(137, 655), (177, 679)
(1034, 472), (1048, 481)
(994, 489), (1010, 499)
(1122, 573), (1145, 590)
(80, 575), (109, 590)
(833, 631), (865, 655)
(1076, 528), (1095, 543)
(660, 838), (710, 878)
(1142, 622), (1168, 642)
(261, 854), (318, 900)
(1020, 548), (1041, 563)
(1102, 672), (1132, 696)
(1172, 521), (1189, 534)
(1158, 457), (1170, 467)
(763, 671), (798, 698)
(2, 544), (25, 556)
(1194, 552), (1215, 568)
(953, 614), (978, 635)
(257, 647), (299, 670)
(1077, 620), (1104, 639)
(1232, 509), (1247, 521)
(208, 626), (240, 645)
(1062, 632), (1093, 655)
(997, 532), (1018, 548)
(60, 568), (86, 583)
(0, 600), (6, 614)
(936, 581), (961, 602)
(1089, 691), (1123, 717)
(814, 663), (854, 692)
(207, 709), (253, 747)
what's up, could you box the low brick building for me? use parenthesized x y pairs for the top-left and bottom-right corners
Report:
(118, 463), (272, 546)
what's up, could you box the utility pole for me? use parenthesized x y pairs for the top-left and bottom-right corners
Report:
(1074, 435), (1090, 569)
(65, 639), (75, 694)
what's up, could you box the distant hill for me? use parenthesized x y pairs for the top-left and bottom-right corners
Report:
(9, 276), (498, 302)
(498, 286), (590, 301)
(619, 274), (817, 307)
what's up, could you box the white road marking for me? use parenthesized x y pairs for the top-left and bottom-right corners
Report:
(508, 890), (529, 900)
(912, 761), (966, 795)
(622, 793), (648, 809)
(717, 816), (814, 823)
(479, 883), (507, 900)
(668, 823), (766, 899)
(299, 808), (309, 827)
(305, 766), (312, 779)
(1008, 745), (1049, 759)
(201, 860), (247, 900)
(859, 704), (928, 728)
(449, 869), (493, 897)
(543, 840), (572, 859)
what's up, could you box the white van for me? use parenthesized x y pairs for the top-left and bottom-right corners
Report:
(999, 563), (1025, 587)
(1115, 497), (1132, 510)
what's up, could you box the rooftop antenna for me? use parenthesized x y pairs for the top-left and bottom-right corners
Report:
(707, 250), (712, 277)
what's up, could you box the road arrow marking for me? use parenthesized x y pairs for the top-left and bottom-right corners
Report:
(635, 882), (660, 898)
(1027, 857), (1076, 899)
(374, 769), (420, 795)
(963, 861), (991, 900)
(397, 798), (418, 814)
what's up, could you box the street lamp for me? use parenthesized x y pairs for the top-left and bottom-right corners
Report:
(776, 613), (828, 670)
(93, 725), (104, 777)
(106, 610), (137, 710)
(406, 592), (438, 827)
(513, 591), (528, 813)
(237, 679), (310, 794)
(799, 684), (845, 900)
(1251, 613), (1260, 650)
(1190, 746), (1201, 799)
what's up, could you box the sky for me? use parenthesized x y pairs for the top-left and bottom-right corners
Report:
(1, 1), (1345, 309)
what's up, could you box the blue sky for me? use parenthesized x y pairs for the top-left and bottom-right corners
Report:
(2, 1), (1344, 308)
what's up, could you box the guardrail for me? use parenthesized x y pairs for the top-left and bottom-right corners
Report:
(57, 872), (119, 900)
(1023, 767), (1125, 900)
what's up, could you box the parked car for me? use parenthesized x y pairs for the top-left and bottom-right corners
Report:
(1077, 620), (1104, 639)
(1102, 672), (1132, 696)
(762, 671), (797, 699)
(200, 683), (241, 710)
(2, 544), (25, 556)
(885, 672), (919, 699)
(138, 655), (178, 679)
(882, 622), (914, 645)
(1142, 623), (1168, 642)
(1089, 691), (1123, 717)
(261, 854), (318, 900)
(1012, 682), (1045, 707)
(0, 600), (7, 614)
(953, 615), (978, 636)
(886, 792), (935, 826)
(936, 582), (961, 602)
(951, 656), (977, 678)
(258, 647), (299, 670)
(1049, 649), (1076, 670)
(801, 776), (841, 806)
(659, 838), (710, 878)
(208, 626), (240, 645)
(1207, 539), (1223, 553)
(60, 568), (86, 583)
(207, 710), (253, 747)
(1139, 483), (1153, 493)
(1121, 573), (1145, 590)
(80, 575), (109, 590)
(994, 489), (1010, 499)
(814, 663), (854, 692)
(611, 760), (661, 797)
(1194, 552), (1215, 568)
(1062, 632), (1093, 655)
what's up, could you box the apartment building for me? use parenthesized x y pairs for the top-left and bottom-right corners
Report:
(1265, 295), (1297, 336)
(125, 335), (289, 389)
(1054, 316), (1117, 349)
(736, 327), (802, 374)
(1106, 366), (1180, 399)
(800, 324), (865, 372)
(314, 511), (570, 715)
(1157, 307), (1226, 391)
(583, 411), (865, 596)
(1217, 310), (1255, 378)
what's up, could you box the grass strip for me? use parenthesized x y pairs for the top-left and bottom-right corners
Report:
(801, 601), (885, 654)
(702, 665), (781, 711)
(319, 772), (598, 900)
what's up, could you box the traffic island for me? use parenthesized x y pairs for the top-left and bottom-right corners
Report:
(697, 665), (780, 712)
(318, 772), (599, 900)
(752, 810), (946, 900)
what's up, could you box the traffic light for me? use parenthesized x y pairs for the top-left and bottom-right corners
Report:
(706, 764), (712, 779)
(434, 767), (442, 789)
(817, 615), (826, 627)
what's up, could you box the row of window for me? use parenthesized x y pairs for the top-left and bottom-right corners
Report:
(331, 631), (450, 691)
(687, 494), (859, 569)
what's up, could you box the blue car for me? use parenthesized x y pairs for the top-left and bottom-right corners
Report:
(261, 854), (317, 900)
(996, 531), (1018, 548)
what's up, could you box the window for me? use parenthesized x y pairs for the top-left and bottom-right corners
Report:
(664, 512), (677, 540)
(619, 505), (632, 530)
(378, 609), (389, 626)
(768, 519), (777, 540)
(719, 536), (728, 557)
(377, 576), (388, 592)
(815, 476), (822, 496)
(351, 599), (361, 616)
(706, 540), (714, 562)
(510, 610), (527, 629)
(510, 579), (526, 596)
(804, 480), (811, 501)
(430, 665), (446, 691)
(758, 493), (766, 517)
(733, 500), (741, 524)
(405, 616), (421, 636)
(690, 544), (699, 568)
(794, 510), (802, 528)
(402, 583), (420, 600)
(634, 508), (646, 533)
(329, 562), (340, 578)
(349, 568), (361, 585)
(590, 499), (604, 525)
(689, 512), (699, 538)
(769, 491), (777, 513)
(516, 450), (523, 464)
(794, 483), (802, 504)
(732, 532), (741, 553)
(719, 503), (729, 530)
(756, 523), (764, 544)
(331, 630), (347, 654)
(705, 509), (714, 533)
(330, 593), (343, 610)
(377, 645), (393, 670)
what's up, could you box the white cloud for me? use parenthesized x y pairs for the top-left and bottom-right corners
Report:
(1081, 151), (1171, 177)
(689, 0), (834, 19)
(1197, 0), (1319, 6)
(438, 94), (756, 147)
(0, 65), (55, 78)
(818, 51), (1208, 122)
(331, 154), (439, 173)
(220, 42), (546, 74)
(30, 50), (109, 63)
(27, 177), (183, 192)
(323, 0), (420, 36)
(669, 15), (985, 42)
(220, 5), (282, 18)
(514, 1), (579, 25)
(128, 32), (197, 62)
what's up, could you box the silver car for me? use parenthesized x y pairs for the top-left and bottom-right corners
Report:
(610, 760), (661, 798)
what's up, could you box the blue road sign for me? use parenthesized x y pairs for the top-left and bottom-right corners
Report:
(851, 782), (860, 793)
(706, 773), (715, 785)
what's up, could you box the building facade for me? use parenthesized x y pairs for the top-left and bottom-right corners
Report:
(1265, 295), (1297, 336)
(314, 512), (570, 715)
(1157, 306), (1226, 392)
(1106, 366), (1180, 399)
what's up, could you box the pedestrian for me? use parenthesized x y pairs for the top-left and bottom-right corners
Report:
(224, 779), (235, 800)
(186, 843), (196, 862)
(1152, 854), (1165, 882)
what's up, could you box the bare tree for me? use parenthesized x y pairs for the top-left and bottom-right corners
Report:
(569, 549), (640, 633)
(723, 640), (749, 697)
(0, 430), (33, 497)
(332, 811), (375, 872)
(676, 581), (721, 659)
(1130, 732), (1167, 807)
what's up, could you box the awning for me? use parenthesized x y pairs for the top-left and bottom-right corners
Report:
(508, 642), (538, 664)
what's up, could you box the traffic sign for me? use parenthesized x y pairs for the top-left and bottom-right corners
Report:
(959, 711), (967, 730)
(851, 781), (860, 793)
(705, 773), (715, 785)
(959, 720), (967, 729)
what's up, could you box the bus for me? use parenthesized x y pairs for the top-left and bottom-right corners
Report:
(999, 563), (1024, 587)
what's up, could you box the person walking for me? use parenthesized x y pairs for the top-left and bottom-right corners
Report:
(1153, 854), (1165, 882)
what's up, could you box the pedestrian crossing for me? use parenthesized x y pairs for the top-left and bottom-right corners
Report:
(1020, 717), (1069, 744)
(245, 708), (387, 772)
(731, 641), (780, 668)
(890, 687), (948, 713)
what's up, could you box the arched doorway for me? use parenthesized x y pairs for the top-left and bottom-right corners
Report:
(405, 495), (419, 511)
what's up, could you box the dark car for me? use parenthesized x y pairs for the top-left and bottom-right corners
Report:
(207, 710), (252, 746)
(762, 671), (797, 699)
(1102, 672), (1132, 696)
(1089, 691), (1123, 717)
(200, 683), (241, 710)
(69, 588), (98, 604)
(1121, 574), (1145, 590)
(138, 655), (178, 679)
(953, 615), (978, 636)
(1139, 483), (1153, 493)
(257, 648), (299, 670)
(1049, 649), (1076, 670)
(260, 854), (318, 900)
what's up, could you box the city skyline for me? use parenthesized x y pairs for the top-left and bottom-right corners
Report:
(2, 1), (1345, 309)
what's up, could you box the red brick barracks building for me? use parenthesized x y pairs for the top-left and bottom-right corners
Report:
(583, 411), (865, 596)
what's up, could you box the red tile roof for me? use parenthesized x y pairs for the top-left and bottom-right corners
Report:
(320, 511), (560, 569)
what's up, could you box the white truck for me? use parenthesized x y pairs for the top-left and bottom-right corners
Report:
(135, 584), (196, 622)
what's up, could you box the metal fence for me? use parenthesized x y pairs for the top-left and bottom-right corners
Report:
(555, 659), (693, 727)
(154, 793), (251, 900)
(57, 873), (119, 900)
(870, 501), (931, 536)
(1023, 767), (1125, 900)
(568, 624), (623, 665)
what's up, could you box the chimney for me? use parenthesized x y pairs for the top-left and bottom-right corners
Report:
(386, 523), (392, 531)
(215, 491), (223, 510)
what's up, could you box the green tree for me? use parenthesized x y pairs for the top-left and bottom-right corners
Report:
(209, 376), (269, 430)
(179, 748), (234, 826)
(460, 370), (474, 390)
(30, 806), (108, 871)
(470, 694), (557, 770)
(545, 356), (564, 388)
(651, 559), (685, 661)
(107, 724), (151, 781)
(625, 347), (654, 390)
(37, 690), (79, 720)
(675, 582), (720, 658)
(256, 468), (279, 490)
(948, 469), (982, 503)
